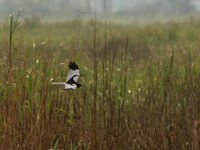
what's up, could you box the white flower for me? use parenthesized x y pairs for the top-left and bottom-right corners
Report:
(33, 43), (36, 49)
(41, 41), (46, 45)
(116, 67), (121, 71)
(84, 66), (88, 70)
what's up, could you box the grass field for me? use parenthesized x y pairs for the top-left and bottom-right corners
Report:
(0, 15), (200, 150)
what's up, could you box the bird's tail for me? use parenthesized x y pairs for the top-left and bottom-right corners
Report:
(52, 82), (65, 85)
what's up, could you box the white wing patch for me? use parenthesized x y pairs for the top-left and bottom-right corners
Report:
(66, 69), (80, 82)
(65, 83), (77, 90)
(73, 75), (79, 82)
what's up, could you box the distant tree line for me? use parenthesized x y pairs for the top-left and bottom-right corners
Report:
(117, 0), (197, 16)
(86, 0), (112, 15)
(0, 0), (113, 17)
(0, 0), (198, 17)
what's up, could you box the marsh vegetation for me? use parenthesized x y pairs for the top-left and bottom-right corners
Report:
(0, 16), (200, 149)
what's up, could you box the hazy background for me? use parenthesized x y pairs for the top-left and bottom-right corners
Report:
(0, 0), (200, 22)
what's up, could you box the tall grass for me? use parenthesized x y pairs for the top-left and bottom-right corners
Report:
(8, 12), (20, 69)
(0, 17), (200, 149)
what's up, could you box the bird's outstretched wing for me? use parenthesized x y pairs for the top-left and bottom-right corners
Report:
(66, 61), (80, 83)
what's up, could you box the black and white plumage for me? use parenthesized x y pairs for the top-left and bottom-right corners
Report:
(52, 61), (81, 90)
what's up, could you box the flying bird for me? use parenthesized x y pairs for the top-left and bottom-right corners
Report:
(52, 61), (81, 90)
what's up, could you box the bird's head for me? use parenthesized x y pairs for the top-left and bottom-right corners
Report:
(76, 83), (81, 88)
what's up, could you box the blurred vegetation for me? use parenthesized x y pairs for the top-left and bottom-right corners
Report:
(0, 16), (200, 149)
